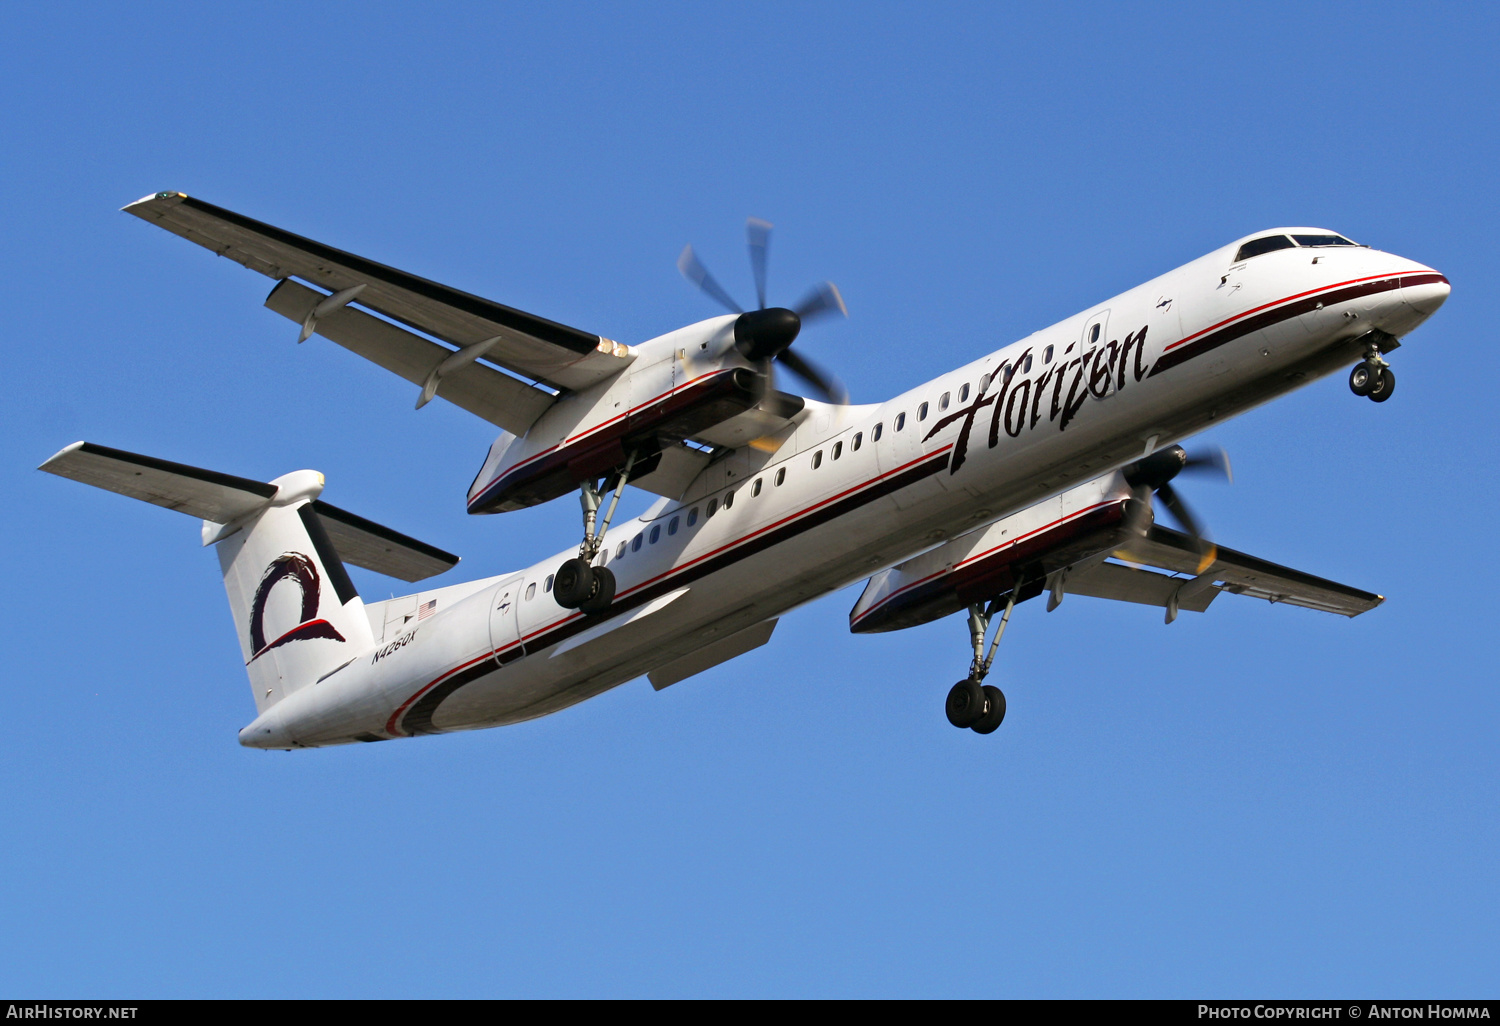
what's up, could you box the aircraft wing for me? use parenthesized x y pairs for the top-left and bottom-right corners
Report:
(1078, 524), (1384, 617)
(123, 192), (634, 396)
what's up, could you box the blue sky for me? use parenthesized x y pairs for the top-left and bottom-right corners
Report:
(2, 1), (1495, 997)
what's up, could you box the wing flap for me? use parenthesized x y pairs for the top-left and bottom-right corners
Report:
(265, 280), (553, 434)
(124, 192), (634, 392)
(1114, 526), (1383, 617)
(38, 441), (276, 523)
(1064, 562), (1218, 612)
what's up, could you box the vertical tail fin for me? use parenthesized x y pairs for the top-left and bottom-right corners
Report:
(212, 471), (375, 713)
(39, 443), (458, 715)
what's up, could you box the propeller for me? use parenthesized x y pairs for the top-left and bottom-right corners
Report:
(677, 218), (849, 404)
(1120, 444), (1233, 571)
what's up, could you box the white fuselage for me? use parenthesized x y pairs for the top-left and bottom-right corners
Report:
(239, 231), (1448, 749)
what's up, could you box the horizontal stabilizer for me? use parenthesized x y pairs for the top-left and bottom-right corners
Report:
(39, 441), (276, 523)
(40, 442), (459, 582)
(309, 500), (458, 582)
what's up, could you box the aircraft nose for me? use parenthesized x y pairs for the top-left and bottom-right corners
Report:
(1403, 272), (1451, 316)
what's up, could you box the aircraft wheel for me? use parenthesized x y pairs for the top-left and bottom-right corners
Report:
(553, 557), (594, 609)
(945, 678), (986, 728)
(971, 685), (1007, 734)
(1349, 362), (1378, 396)
(578, 566), (616, 615)
(1368, 366), (1396, 403)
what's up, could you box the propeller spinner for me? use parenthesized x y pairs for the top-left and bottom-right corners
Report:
(677, 219), (849, 404)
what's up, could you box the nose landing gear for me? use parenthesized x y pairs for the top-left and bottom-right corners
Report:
(554, 450), (639, 615)
(944, 586), (1019, 736)
(1349, 340), (1396, 403)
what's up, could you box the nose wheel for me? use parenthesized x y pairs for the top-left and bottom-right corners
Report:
(944, 586), (1019, 735)
(1349, 342), (1396, 403)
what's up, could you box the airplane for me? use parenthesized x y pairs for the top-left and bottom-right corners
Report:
(39, 192), (1448, 748)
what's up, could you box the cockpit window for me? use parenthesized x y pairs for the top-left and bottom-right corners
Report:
(1234, 235), (1296, 262)
(1291, 233), (1356, 248)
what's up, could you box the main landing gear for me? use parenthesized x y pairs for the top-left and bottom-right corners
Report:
(1349, 340), (1396, 403)
(945, 586), (1019, 736)
(554, 450), (640, 615)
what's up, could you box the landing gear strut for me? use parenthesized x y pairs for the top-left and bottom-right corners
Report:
(1349, 340), (1396, 403)
(554, 449), (639, 615)
(945, 585), (1018, 735)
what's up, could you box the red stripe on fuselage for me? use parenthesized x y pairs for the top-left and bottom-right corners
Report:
(387, 445), (954, 737)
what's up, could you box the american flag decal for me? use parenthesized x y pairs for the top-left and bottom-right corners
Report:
(417, 599), (437, 621)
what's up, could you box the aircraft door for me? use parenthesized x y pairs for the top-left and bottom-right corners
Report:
(487, 576), (525, 665)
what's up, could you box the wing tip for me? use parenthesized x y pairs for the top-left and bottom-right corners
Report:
(122, 191), (187, 214)
(38, 440), (88, 472)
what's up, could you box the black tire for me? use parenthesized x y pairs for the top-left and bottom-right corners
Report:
(1349, 362), (1377, 396)
(553, 557), (593, 609)
(971, 685), (1006, 734)
(578, 566), (616, 615)
(1368, 366), (1395, 403)
(945, 678), (986, 728)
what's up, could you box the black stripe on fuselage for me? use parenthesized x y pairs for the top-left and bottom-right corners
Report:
(1148, 273), (1446, 378)
(397, 449), (953, 735)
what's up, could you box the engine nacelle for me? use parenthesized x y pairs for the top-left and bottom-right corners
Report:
(467, 316), (764, 514)
(849, 474), (1133, 633)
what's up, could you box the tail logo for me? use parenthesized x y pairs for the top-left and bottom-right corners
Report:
(248, 552), (346, 662)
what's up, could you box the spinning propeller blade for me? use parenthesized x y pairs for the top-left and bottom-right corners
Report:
(1121, 444), (1233, 571)
(679, 219), (851, 405)
(777, 347), (849, 405)
(677, 244), (743, 314)
(793, 281), (848, 323)
(747, 217), (772, 310)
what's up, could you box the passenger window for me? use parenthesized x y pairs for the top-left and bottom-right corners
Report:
(775, 467), (786, 486)
(1022, 355), (1032, 374)
(649, 525), (660, 543)
(918, 402), (929, 421)
(688, 508), (699, 526)
(1043, 345), (1054, 364)
(526, 583), (536, 600)
(545, 574), (554, 592)
(752, 478), (762, 496)
(1234, 235), (1296, 261)
(724, 490), (734, 509)
(707, 497), (718, 517)
(872, 423), (883, 442)
(1088, 325), (1100, 345)
(615, 542), (625, 559)
(832, 441), (842, 460)
(812, 451), (823, 469)
(939, 392), (950, 411)
(668, 516), (680, 535)
(959, 383), (970, 402)
(895, 412), (906, 431)
(632, 534), (643, 552)
(852, 432), (862, 451)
